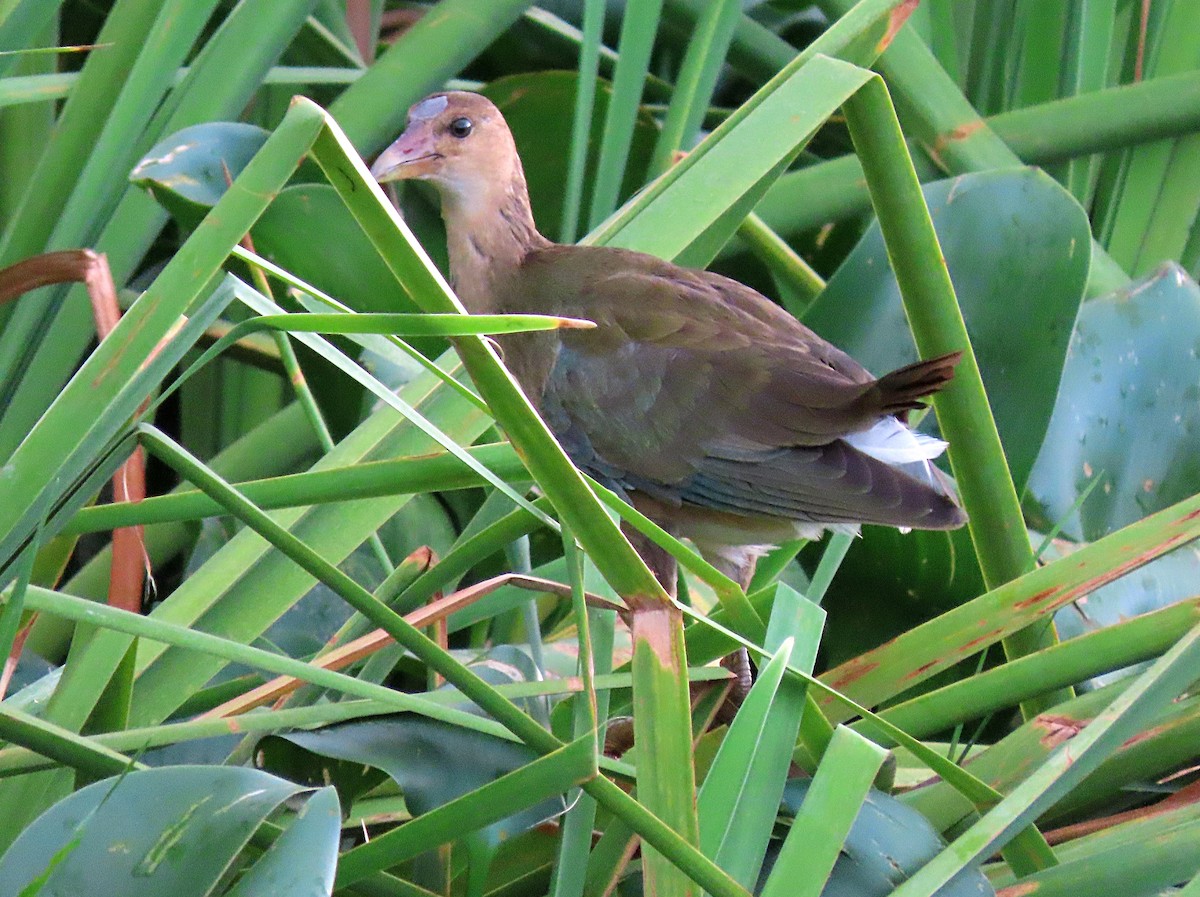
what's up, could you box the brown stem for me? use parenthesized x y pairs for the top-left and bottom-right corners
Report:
(0, 250), (147, 618)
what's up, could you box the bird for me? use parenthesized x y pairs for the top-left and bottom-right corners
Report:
(371, 91), (967, 593)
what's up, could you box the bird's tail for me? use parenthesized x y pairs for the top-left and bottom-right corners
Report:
(868, 351), (962, 418)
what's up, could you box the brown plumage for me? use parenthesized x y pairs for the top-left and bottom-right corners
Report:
(372, 91), (966, 586)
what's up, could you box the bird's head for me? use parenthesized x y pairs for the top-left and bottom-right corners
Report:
(370, 91), (519, 213)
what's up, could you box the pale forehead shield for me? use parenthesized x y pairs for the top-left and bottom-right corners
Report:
(410, 95), (448, 121)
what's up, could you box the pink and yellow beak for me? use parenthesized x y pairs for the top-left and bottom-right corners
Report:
(370, 121), (440, 183)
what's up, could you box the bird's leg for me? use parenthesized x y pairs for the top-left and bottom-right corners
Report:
(702, 550), (758, 713)
(619, 521), (752, 730)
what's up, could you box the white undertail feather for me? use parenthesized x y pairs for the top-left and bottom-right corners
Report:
(844, 417), (948, 464)
(844, 418), (954, 536)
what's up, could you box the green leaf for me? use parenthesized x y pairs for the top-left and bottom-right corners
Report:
(697, 638), (807, 889)
(260, 714), (567, 846)
(252, 183), (420, 315)
(333, 734), (595, 890)
(892, 623), (1200, 895)
(0, 766), (336, 897)
(223, 786), (340, 897)
(1028, 264), (1200, 541)
(129, 121), (270, 228)
(767, 779), (995, 897)
(591, 54), (873, 267)
(760, 728), (887, 897)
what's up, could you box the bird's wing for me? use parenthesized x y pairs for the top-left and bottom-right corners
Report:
(549, 262), (885, 448)
(519, 251), (962, 529)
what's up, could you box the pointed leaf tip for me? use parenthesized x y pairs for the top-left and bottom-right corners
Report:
(555, 316), (597, 329)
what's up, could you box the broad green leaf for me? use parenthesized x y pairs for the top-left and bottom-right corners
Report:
(0, 766), (336, 897)
(259, 714), (568, 847)
(1028, 264), (1200, 542)
(332, 735), (595, 889)
(253, 183), (418, 314)
(223, 786), (340, 897)
(765, 779), (995, 897)
(129, 121), (270, 228)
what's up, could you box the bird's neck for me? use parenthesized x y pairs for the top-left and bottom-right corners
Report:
(440, 164), (549, 314)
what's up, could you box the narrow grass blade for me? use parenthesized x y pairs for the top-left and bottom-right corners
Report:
(0, 706), (145, 780)
(203, 310), (594, 340)
(873, 597), (1200, 739)
(890, 622), (1200, 896)
(230, 244), (489, 413)
(590, 0), (915, 263)
(756, 69), (1200, 238)
(760, 726), (886, 897)
(672, 602), (1058, 874)
(1060, 0), (1117, 203)
(843, 74), (1062, 710)
(559, 0), (604, 243)
(648, 0), (740, 177)
(225, 280), (553, 528)
(329, 0), (534, 151)
(816, 0), (1129, 297)
(630, 604), (701, 897)
(590, 57), (872, 266)
(0, 0), (319, 464)
(4, 584), (509, 737)
(697, 637), (807, 889)
(586, 0), (664, 228)
(586, 777), (749, 897)
(136, 423), (563, 754)
(0, 0), (65, 78)
(0, 98), (328, 574)
(1102, 2), (1200, 276)
(0, 0), (220, 403)
(820, 484), (1200, 718)
(63, 443), (527, 533)
(1008, 1), (1069, 110)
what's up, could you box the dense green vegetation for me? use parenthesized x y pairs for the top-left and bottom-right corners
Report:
(1, 1), (1199, 895)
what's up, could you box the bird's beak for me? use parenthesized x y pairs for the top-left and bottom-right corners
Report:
(370, 123), (440, 183)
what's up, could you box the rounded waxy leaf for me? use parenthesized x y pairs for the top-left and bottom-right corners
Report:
(1027, 263), (1200, 542)
(766, 780), (994, 897)
(130, 122), (270, 227)
(251, 183), (416, 315)
(0, 766), (338, 897)
(257, 712), (567, 849)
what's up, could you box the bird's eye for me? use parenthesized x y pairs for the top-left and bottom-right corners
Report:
(448, 117), (473, 139)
